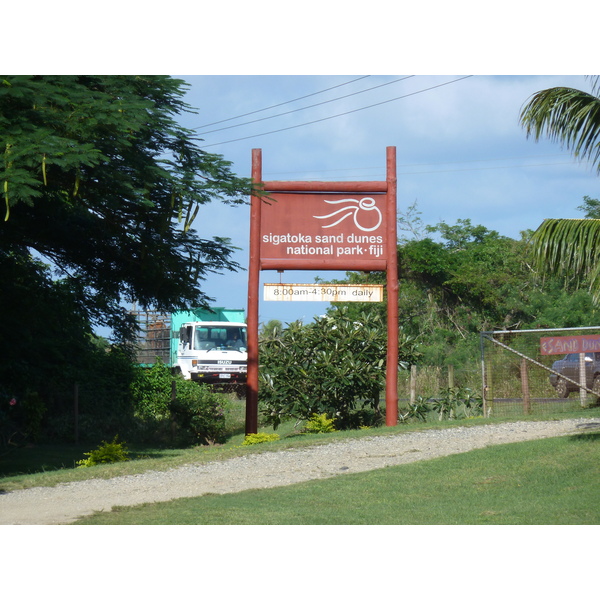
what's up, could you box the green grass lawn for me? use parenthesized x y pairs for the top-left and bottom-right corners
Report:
(74, 430), (600, 525)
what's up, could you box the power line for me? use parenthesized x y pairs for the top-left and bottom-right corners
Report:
(196, 76), (415, 135)
(264, 154), (566, 177)
(397, 160), (577, 175)
(263, 157), (577, 180)
(200, 76), (474, 148)
(194, 75), (371, 129)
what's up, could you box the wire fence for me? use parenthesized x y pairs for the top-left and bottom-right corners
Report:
(398, 364), (481, 402)
(480, 326), (600, 418)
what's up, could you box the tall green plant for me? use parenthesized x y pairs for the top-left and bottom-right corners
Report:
(259, 307), (417, 429)
(170, 380), (228, 445)
(130, 359), (227, 445)
(130, 359), (173, 420)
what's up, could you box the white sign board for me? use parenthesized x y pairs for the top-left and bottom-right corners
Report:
(264, 283), (383, 302)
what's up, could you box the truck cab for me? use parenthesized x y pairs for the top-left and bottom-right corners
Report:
(177, 321), (247, 383)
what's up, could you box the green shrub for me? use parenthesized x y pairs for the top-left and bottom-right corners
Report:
(130, 360), (228, 445)
(170, 380), (228, 445)
(242, 433), (280, 446)
(258, 307), (417, 430)
(130, 359), (173, 420)
(399, 396), (430, 423)
(431, 387), (483, 420)
(303, 413), (336, 434)
(399, 387), (483, 423)
(77, 435), (130, 467)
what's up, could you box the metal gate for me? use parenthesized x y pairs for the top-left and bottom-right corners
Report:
(480, 326), (600, 417)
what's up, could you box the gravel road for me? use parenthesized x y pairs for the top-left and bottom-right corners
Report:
(1, 418), (598, 525)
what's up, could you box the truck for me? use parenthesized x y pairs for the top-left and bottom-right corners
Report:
(131, 307), (247, 386)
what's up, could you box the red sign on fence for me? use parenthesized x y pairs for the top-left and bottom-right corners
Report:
(540, 335), (600, 355)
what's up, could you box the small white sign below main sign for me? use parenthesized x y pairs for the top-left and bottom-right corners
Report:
(264, 283), (384, 302)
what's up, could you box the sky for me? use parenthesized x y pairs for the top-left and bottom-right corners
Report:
(174, 74), (600, 327)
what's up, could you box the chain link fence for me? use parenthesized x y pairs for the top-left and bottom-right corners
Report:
(480, 326), (600, 417)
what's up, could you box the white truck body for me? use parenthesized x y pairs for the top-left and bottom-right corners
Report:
(177, 320), (247, 383)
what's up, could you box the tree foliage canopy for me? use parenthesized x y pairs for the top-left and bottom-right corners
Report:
(1, 75), (254, 338)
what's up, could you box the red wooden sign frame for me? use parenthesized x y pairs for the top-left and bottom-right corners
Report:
(245, 147), (398, 433)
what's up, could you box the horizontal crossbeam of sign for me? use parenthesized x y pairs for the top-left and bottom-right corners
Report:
(260, 258), (387, 271)
(264, 283), (384, 302)
(262, 181), (388, 193)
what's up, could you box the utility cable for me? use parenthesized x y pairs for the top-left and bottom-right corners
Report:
(196, 76), (415, 135)
(195, 75), (371, 129)
(200, 76), (474, 148)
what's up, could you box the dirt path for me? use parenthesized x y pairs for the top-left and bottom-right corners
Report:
(1, 418), (598, 525)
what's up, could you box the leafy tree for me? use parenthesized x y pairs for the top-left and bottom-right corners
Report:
(0, 76), (255, 441)
(1, 75), (254, 339)
(259, 319), (283, 340)
(529, 217), (600, 304)
(578, 195), (600, 218)
(527, 197), (600, 306)
(258, 307), (418, 429)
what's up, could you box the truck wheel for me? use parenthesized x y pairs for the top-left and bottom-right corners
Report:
(556, 378), (570, 398)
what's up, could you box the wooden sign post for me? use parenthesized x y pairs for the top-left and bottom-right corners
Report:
(246, 147), (398, 434)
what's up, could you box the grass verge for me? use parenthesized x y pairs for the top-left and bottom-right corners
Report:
(74, 430), (600, 525)
(2, 406), (599, 496)
(67, 429), (600, 525)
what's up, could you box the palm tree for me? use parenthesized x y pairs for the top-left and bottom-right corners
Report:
(520, 76), (600, 302)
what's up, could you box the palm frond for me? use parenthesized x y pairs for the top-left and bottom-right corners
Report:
(530, 218), (600, 302)
(520, 85), (600, 174)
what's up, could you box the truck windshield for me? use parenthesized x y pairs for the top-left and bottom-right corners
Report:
(194, 326), (246, 350)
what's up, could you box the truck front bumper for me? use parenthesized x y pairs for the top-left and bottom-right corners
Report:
(190, 372), (247, 384)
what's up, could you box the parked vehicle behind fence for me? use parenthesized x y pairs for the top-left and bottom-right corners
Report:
(549, 352), (600, 398)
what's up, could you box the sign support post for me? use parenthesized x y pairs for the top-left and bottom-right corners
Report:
(245, 149), (262, 435)
(385, 146), (398, 425)
(245, 147), (398, 434)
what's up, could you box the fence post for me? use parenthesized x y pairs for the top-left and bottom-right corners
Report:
(171, 380), (177, 443)
(579, 352), (587, 407)
(448, 364), (454, 389)
(485, 362), (493, 416)
(74, 383), (79, 444)
(520, 358), (531, 414)
(410, 365), (417, 404)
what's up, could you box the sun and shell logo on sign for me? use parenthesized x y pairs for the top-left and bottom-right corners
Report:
(313, 197), (382, 232)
